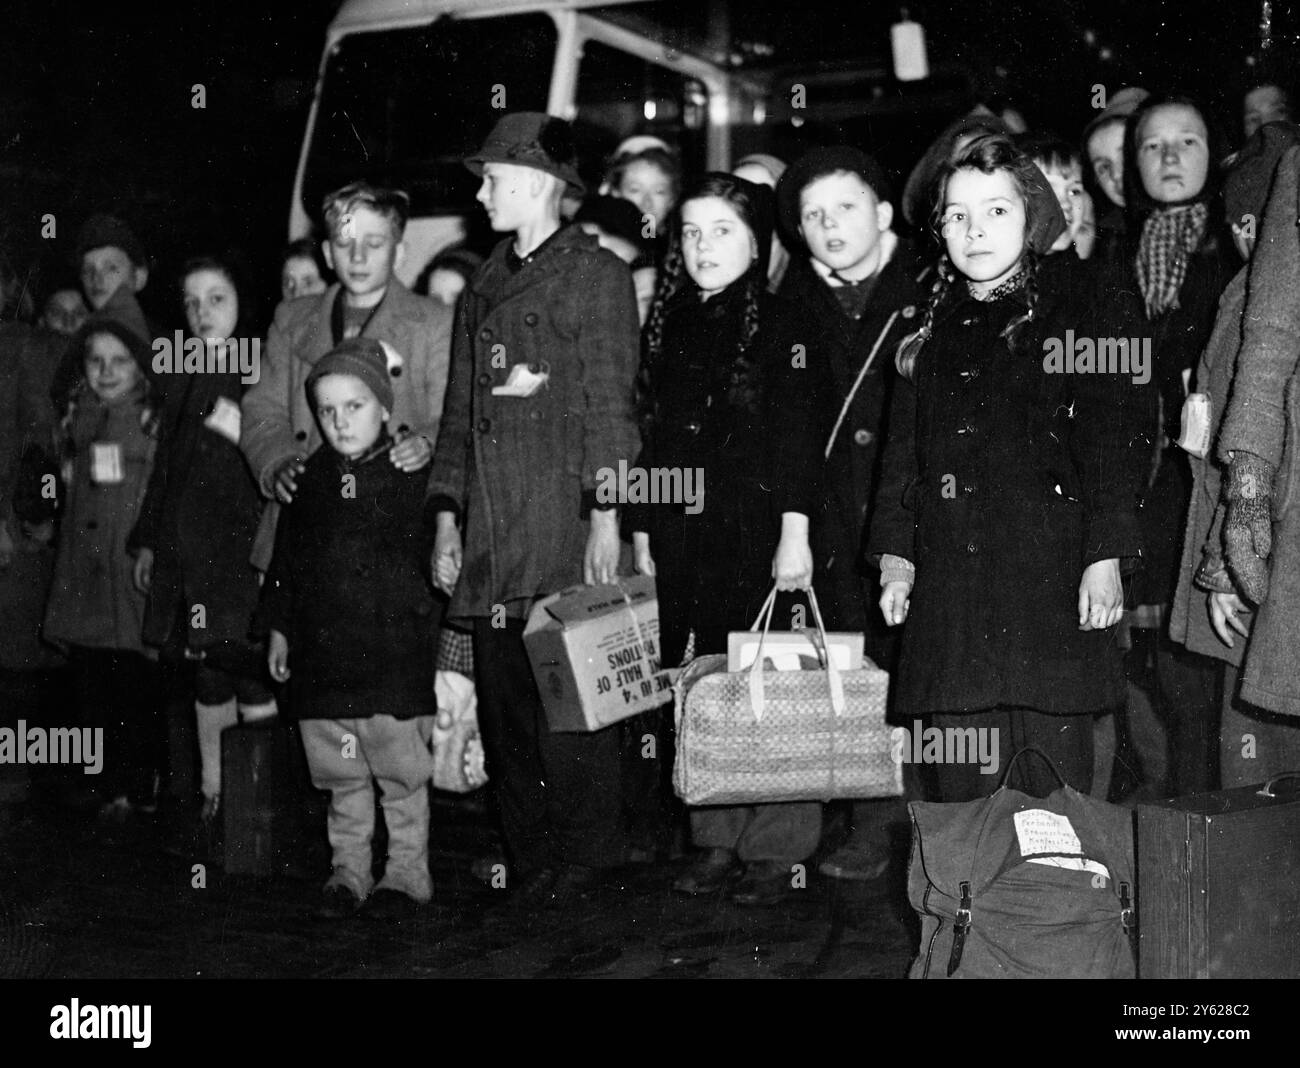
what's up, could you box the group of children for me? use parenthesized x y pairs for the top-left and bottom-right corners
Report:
(5, 79), (1300, 918)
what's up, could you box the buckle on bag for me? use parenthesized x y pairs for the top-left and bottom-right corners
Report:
(947, 881), (972, 977)
(1120, 881), (1135, 938)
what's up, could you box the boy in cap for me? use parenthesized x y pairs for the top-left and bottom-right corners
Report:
(776, 146), (929, 882)
(260, 337), (440, 920)
(240, 181), (453, 570)
(427, 112), (641, 908)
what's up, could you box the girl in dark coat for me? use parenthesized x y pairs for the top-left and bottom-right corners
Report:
(631, 173), (832, 905)
(129, 256), (276, 828)
(869, 135), (1148, 801)
(259, 338), (440, 917)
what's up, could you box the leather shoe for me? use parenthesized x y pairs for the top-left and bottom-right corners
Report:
(672, 848), (740, 895)
(314, 883), (363, 921)
(731, 861), (792, 906)
(543, 863), (602, 909)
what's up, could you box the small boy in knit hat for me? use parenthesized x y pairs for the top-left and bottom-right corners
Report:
(258, 336), (440, 921)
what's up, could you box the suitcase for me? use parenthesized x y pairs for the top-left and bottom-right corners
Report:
(222, 719), (327, 878)
(1137, 773), (1300, 978)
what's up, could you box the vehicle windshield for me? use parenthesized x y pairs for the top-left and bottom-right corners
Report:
(302, 13), (556, 224)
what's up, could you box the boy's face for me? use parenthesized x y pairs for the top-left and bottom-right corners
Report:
(183, 268), (239, 343)
(323, 204), (404, 303)
(80, 246), (146, 311)
(476, 162), (547, 233)
(42, 289), (89, 336)
(1245, 85), (1290, 139)
(1039, 160), (1085, 252)
(1136, 104), (1210, 204)
(797, 171), (893, 276)
(84, 332), (142, 403)
(281, 255), (325, 302)
(313, 373), (388, 459)
(1087, 121), (1127, 208)
(941, 167), (1027, 287)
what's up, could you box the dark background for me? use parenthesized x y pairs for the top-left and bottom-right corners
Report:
(1, 0), (1294, 330)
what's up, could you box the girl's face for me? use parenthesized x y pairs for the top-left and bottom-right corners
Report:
(1039, 160), (1086, 252)
(1087, 121), (1127, 208)
(183, 268), (239, 344)
(941, 167), (1028, 288)
(281, 255), (325, 302)
(616, 160), (675, 231)
(313, 373), (388, 458)
(680, 195), (758, 299)
(1136, 104), (1210, 204)
(84, 332), (142, 404)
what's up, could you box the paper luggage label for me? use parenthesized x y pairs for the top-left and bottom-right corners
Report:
(89, 442), (124, 485)
(491, 361), (550, 397)
(203, 395), (243, 445)
(1013, 809), (1109, 879)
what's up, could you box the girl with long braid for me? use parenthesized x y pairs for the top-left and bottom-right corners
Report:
(869, 135), (1148, 802)
(629, 173), (833, 906)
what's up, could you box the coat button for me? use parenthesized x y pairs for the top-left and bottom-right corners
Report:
(966, 542), (978, 554)
(524, 312), (539, 326)
(957, 423), (976, 435)
(962, 316), (976, 326)
(529, 409), (542, 421)
(295, 430), (308, 442)
(684, 421), (702, 434)
(479, 328), (493, 342)
(397, 424), (409, 434)
(960, 367), (980, 382)
(477, 373), (491, 387)
(477, 418), (491, 433)
(902, 305), (916, 319)
(86, 520), (98, 530)
(963, 483), (975, 495)
(390, 364), (402, 377)
(853, 428), (873, 446)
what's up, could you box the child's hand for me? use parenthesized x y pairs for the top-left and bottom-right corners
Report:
(1078, 557), (1123, 630)
(273, 456), (306, 504)
(880, 581), (911, 626)
(389, 433), (432, 473)
(584, 509), (620, 585)
(1209, 591), (1250, 648)
(432, 515), (462, 595)
(268, 629), (291, 682)
(133, 547), (154, 594)
(772, 512), (813, 591)
(632, 531), (656, 577)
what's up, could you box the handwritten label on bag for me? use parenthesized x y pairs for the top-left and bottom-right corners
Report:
(1013, 809), (1109, 877)
(89, 442), (124, 485)
(203, 395), (242, 445)
(491, 361), (550, 397)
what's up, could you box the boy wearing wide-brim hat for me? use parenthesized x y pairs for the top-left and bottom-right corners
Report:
(427, 112), (642, 908)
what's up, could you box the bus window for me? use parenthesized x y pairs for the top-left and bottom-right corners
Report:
(571, 39), (708, 193)
(302, 14), (557, 224)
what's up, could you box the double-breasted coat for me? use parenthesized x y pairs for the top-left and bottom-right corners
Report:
(427, 225), (642, 623)
(868, 257), (1148, 716)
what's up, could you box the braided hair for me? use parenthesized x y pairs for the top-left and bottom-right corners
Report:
(898, 135), (1049, 381)
(637, 173), (769, 425)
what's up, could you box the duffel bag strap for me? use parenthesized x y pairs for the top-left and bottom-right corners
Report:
(947, 881), (973, 977)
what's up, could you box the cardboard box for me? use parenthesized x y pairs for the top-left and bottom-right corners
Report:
(524, 576), (673, 732)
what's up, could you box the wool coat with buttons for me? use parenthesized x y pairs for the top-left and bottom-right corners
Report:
(240, 279), (453, 570)
(867, 256), (1148, 717)
(777, 237), (931, 643)
(427, 224), (642, 622)
(254, 432), (439, 721)
(627, 280), (832, 667)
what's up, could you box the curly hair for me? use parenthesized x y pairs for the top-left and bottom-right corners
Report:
(898, 135), (1047, 380)
(637, 173), (767, 425)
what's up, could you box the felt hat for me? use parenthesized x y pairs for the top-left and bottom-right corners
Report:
(777, 146), (892, 243)
(1081, 86), (1151, 144)
(573, 195), (646, 248)
(74, 213), (148, 268)
(902, 114), (1010, 226)
(465, 112), (586, 197)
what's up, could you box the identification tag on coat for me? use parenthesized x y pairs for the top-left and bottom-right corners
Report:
(203, 396), (243, 445)
(89, 442), (124, 485)
(1176, 392), (1212, 459)
(492, 361), (550, 397)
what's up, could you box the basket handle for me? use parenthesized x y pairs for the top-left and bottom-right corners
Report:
(748, 586), (844, 721)
(1256, 772), (1300, 798)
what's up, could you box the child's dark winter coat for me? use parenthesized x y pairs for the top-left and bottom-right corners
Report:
(256, 434), (440, 721)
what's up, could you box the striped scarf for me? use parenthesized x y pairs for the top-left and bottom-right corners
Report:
(1136, 203), (1209, 319)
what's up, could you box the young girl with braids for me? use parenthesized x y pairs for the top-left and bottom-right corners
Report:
(868, 135), (1148, 802)
(629, 173), (832, 905)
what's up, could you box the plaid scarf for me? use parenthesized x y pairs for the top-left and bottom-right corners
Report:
(967, 264), (1028, 302)
(1136, 203), (1209, 319)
